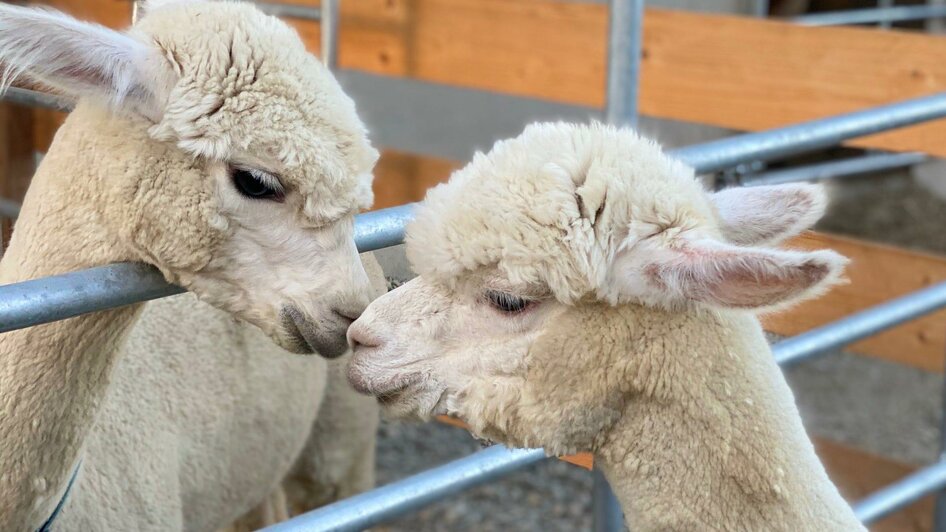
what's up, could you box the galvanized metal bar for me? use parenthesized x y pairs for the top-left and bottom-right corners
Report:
(753, 0), (769, 17)
(320, 0), (339, 69)
(740, 151), (927, 187)
(605, 0), (645, 128)
(0, 263), (184, 333)
(253, 1), (321, 21)
(773, 281), (946, 367)
(260, 445), (547, 532)
(593, 467), (625, 532)
(1, 87), (72, 112)
(792, 5), (946, 27)
(854, 461), (946, 524)
(0, 198), (21, 219)
(352, 203), (415, 252)
(670, 92), (946, 175)
(933, 368), (946, 531)
(0, 204), (411, 332)
(879, 0), (895, 29)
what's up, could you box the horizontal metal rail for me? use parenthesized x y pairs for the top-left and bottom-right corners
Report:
(854, 461), (946, 524)
(772, 281), (946, 367)
(252, 1), (321, 21)
(0, 204), (413, 332)
(0, 92), (945, 332)
(0, 197), (21, 219)
(741, 151), (927, 187)
(2, 87), (72, 112)
(792, 5), (946, 27)
(261, 445), (547, 532)
(670, 92), (946, 175)
(0, 263), (184, 333)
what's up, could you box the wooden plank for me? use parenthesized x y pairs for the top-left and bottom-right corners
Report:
(768, 233), (946, 373)
(816, 439), (932, 532)
(0, 103), (36, 248)
(310, 2), (946, 159)
(37, 0), (946, 157)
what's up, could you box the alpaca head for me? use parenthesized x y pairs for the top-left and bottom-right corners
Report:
(0, 0), (379, 357)
(348, 122), (847, 453)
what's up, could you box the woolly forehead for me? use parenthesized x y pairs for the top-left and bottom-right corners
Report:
(405, 123), (716, 302)
(139, 1), (378, 222)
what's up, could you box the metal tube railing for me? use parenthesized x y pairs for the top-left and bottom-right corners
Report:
(604, 0), (644, 128)
(854, 461), (946, 523)
(670, 92), (946, 175)
(253, 2), (321, 21)
(261, 445), (547, 532)
(773, 281), (946, 366)
(2, 92), (945, 332)
(741, 152), (927, 187)
(792, 5), (946, 27)
(0, 204), (412, 331)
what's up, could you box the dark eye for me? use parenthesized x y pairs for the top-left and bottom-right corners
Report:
(486, 291), (532, 314)
(231, 167), (283, 201)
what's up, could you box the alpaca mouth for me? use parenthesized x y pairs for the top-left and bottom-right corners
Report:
(280, 306), (349, 358)
(376, 385), (412, 405)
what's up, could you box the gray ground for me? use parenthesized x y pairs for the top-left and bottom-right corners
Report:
(365, 167), (946, 531)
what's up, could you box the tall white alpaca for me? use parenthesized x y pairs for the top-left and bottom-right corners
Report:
(0, 1), (383, 530)
(348, 123), (865, 530)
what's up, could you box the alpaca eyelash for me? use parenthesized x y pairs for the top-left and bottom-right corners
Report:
(484, 290), (534, 314)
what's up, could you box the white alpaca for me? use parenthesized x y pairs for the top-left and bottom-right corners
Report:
(348, 122), (866, 531)
(0, 1), (384, 530)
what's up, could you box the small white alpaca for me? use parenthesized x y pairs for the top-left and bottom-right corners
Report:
(0, 1), (383, 530)
(348, 122), (865, 531)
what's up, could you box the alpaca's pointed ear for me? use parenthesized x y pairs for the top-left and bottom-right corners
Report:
(607, 237), (848, 310)
(0, 4), (172, 116)
(711, 184), (828, 246)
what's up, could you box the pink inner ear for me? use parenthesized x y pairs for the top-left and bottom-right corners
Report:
(696, 254), (831, 308)
(646, 242), (842, 309)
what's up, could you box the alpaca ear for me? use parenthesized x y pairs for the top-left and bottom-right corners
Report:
(711, 184), (828, 246)
(0, 4), (172, 116)
(608, 237), (847, 310)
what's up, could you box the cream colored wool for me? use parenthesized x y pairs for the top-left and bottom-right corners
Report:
(349, 122), (865, 531)
(0, 1), (383, 530)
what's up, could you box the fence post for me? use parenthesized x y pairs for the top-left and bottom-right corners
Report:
(321, 0), (339, 70)
(593, 467), (625, 532)
(879, 0), (894, 29)
(598, 0), (643, 529)
(934, 345), (946, 531)
(605, 0), (644, 128)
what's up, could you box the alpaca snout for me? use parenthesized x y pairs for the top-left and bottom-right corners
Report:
(280, 305), (351, 358)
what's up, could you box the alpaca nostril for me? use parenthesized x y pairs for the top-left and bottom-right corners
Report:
(347, 321), (381, 350)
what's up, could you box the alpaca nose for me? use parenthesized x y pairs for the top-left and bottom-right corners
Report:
(347, 319), (382, 350)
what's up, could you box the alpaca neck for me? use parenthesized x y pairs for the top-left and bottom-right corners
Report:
(592, 309), (863, 531)
(0, 105), (146, 529)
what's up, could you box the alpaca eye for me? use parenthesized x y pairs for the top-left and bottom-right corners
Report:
(231, 167), (284, 201)
(486, 291), (532, 314)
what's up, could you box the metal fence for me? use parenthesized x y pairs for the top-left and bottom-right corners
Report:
(4, 0), (946, 531)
